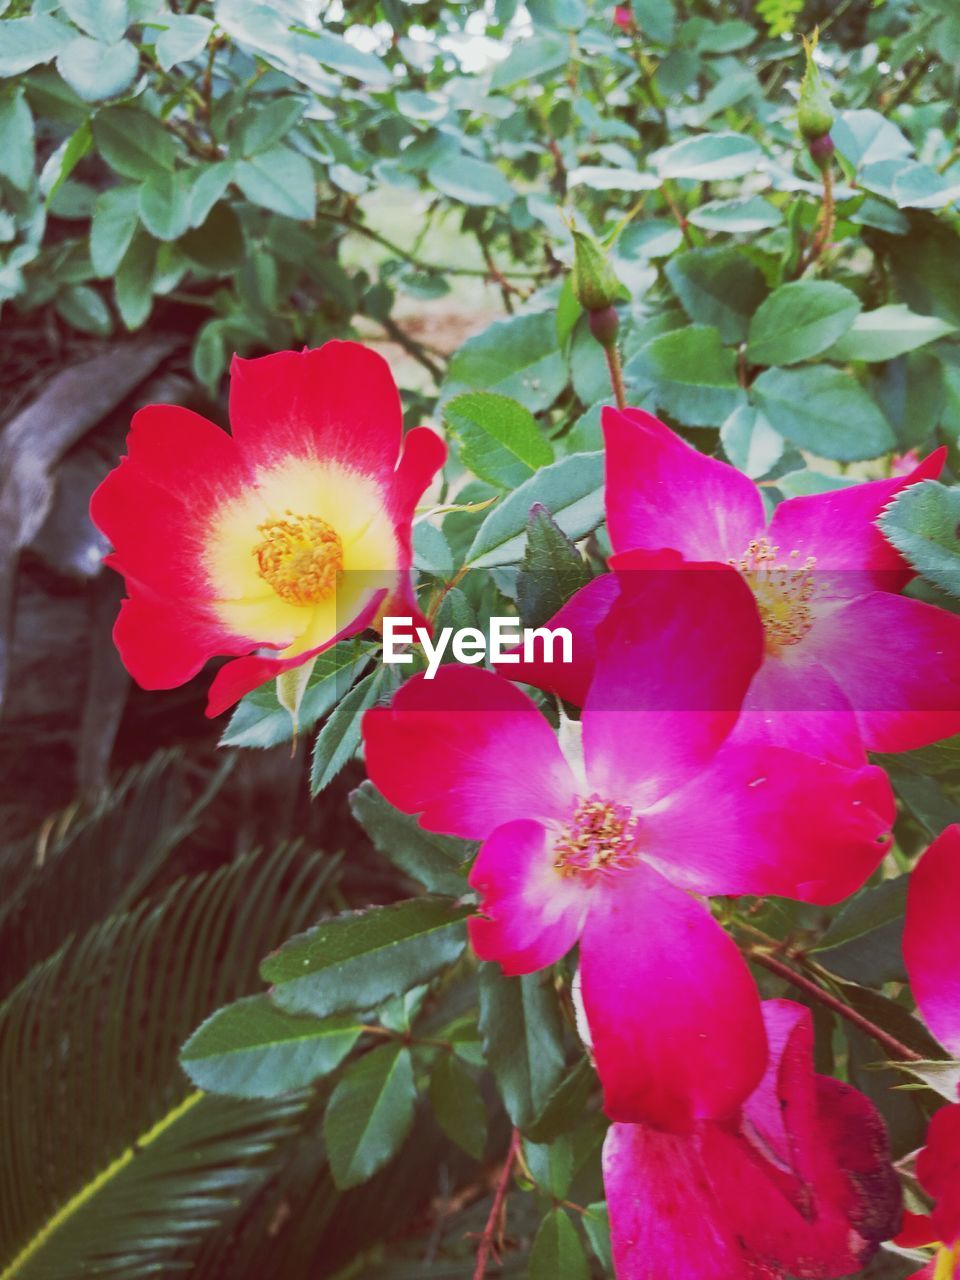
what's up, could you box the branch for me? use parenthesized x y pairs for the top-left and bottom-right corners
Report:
(473, 1127), (522, 1280)
(749, 950), (923, 1063)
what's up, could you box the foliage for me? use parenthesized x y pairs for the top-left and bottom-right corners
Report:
(5, 0), (960, 1275)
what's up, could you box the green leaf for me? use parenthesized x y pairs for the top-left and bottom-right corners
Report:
(0, 90), (35, 191)
(348, 782), (468, 897)
(746, 281), (862, 367)
(39, 120), (91, 204)
(478, 965), (566, 1131)
(665, 248), (767, 344)
(61, 0), (129, 43)
(889, 1058), (960, 1102)
(181, 995), (361, 1098)
(720, 402), (784, 479)
(824, 305), (956, 363)
(879, 215), (960, 329)
(812, 877), (907, 986)
(629, 326), (744, 427)
(653, 131), (764, 180)
(466, 451), (604, 568)
(490, 32), (569, 89)
(139, 171), (192, 242)
(879, 481), (960, 599)
(262, 897), (470, 1019)
(445, 312), (567, 414)
(428, 154), (513, 207)
(323, 1045), (416, 1190)
(445, 392), (553, 489)
(428, 1054), (487, 1160)
(530, 1208), (590, 1280)
(517, 504), (591, 629)
(114, 229), (157, 330)
(582, 1202), (613, 1272)
(232, 97), (307, 157)
(180, 201), (245, 270)
(235, 145), (316, 220)
(413, 521), (454, 576)
(893, 161), (960, 210)
(303, 29), (391, 83)
(310, 666), (386, 794)
(155, 13), (213, 71)
(56, 36), (139, 102)
(0, 15), (72, 76)
(566, 164), (658, 192)
(187, 161), (235, 227)
(688, 194), (783, 232)
(751, 366), (894, 461)
(524, 1056), (596, 1144)
(93, 107), (176, 179)
(56, 283), (112, 336)
(90, 184), (140, 275)
(832, 108), (913, 170)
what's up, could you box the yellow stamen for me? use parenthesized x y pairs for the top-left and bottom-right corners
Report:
(553, 795), (640, 879)
(935, 1242), (960, 1280)
(730, 536), (818, 652)
(253, 512), (344, 606)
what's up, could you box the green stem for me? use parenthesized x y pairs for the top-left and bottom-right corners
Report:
(604, 343), (627, 410)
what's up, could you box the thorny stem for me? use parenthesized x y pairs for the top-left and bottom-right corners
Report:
(427, 565), (470, 625)
(473, 1128), (522, 1280)
(748, 949), (923, 1063)
(604, 342), (627, 410)
(796, 162), (835, 276)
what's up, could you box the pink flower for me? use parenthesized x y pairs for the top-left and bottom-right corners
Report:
(898, 825), (960, 1278)
(363, 566), (893, 1129)
(613, 5), (634, 31)
(604, 999), (901, 1279)
(503, 408), (959, 761)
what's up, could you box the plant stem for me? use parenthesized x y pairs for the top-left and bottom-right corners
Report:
(748, 950), (922, 1063)
(796, 162), (835, 276)
(604, 343), (627, 410)
(473, 1128), (522, 1280)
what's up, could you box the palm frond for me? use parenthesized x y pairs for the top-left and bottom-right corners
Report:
(0, 750), (232, 1000)
(0, 839), (341, 1279)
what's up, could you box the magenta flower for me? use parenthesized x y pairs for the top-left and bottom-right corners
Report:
(363, 566), (893, 1128)
(603, 998), (901, 1279)
(505, 408), (959, 761)
(899, 824), (960, 1278)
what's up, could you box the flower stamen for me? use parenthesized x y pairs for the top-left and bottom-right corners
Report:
(553, 795), (640, 880)
(253, 511), (344, 606)
(731, 536), (818, 651)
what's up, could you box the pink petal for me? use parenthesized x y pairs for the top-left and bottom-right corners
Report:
(642, 742), (893, 903)
(732, 646), (865, 765)
(494, 573), (620, 706)
(467, 820), (588, 975)
(580, 863), (767, 1128)
(766, 448), (945, 595)
(603, 1122), (773, 1280)
(582, 559), (764, 807)
(389, 425), (446, 530)
(917, 1104), (960, 1248)
(228, 342), (403, 479)
(804, 592), (960, 753)
(112, 592), (262, 691)
(904, 825), (960, 1059)
(361, 666), (576, 840)
(603, 406), (766, 562)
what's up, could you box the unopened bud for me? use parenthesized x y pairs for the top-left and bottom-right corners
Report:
(798, 29), (834, 143)
(588, 305), (620, 349)
(807, 132), (835, 171)
(571, 227), (624, 314)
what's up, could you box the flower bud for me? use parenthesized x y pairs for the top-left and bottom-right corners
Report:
(798, 29), (834, 143)
(807, 132), (835, 172)
(571, 227), (624, 314)
(588, 305), (620, 349)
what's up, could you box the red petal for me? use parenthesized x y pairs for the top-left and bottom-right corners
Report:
(904, 826), (960, 1059)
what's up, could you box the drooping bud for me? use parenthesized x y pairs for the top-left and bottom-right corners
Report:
(571, 227), (624, 316)
(798, 29), (835, 144)
(588, 305), (620, 348)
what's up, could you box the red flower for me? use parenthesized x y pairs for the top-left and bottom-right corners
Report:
(613, 5), (634, 31)
(604, 999), (901, 1279)
(898, 825), (960, 1278)
(363, 567), (892, 1129)
(502, 408), (958, 761)
(90, 342), (444, 716)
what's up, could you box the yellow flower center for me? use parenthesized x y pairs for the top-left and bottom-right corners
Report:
(935, 1242), (960, 1280)
(730, 536), (817, 652)
(553, 795), (640, 880)
(253, 511), (344, 606)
